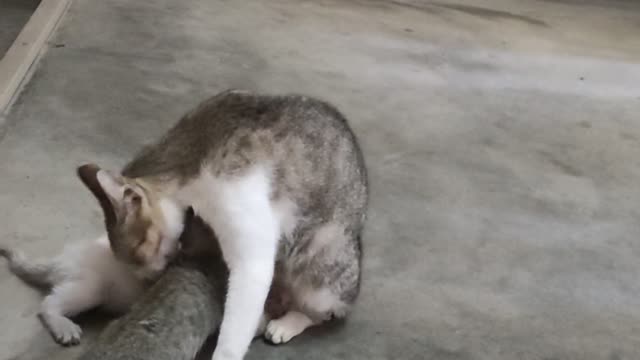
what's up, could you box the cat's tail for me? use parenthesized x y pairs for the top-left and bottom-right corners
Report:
(0, 246), (55, 290)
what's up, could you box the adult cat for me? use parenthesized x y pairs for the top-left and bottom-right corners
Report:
(80, 90), (368, 360)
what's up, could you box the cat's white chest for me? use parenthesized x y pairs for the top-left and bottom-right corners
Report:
(176, 166), (284, 266)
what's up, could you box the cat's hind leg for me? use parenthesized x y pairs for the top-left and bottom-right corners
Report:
(265, 223), (362, 345)
(265, 310), (314, 344)
(39, 280), (102, 346)
(264, 285), (352, 344)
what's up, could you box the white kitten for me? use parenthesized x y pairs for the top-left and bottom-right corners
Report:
(0, 200), (184, 346)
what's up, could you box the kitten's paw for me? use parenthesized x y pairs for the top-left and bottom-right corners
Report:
(265, 311), (313, 345)
(42, 315), (83, 346)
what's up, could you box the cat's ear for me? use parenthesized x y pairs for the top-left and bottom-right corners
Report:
(98, 171), (145, 216)
(77, 163), (123, 228)
(185, 206), (195, 222)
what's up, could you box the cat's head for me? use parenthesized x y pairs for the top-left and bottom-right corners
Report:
(77, 164), (185, 280)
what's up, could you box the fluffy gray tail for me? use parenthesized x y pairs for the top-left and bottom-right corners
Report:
(0, 246), (55, 290)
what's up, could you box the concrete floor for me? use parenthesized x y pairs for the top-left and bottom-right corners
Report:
(1, 0), (640, 359)
(0, 0), (41, 58)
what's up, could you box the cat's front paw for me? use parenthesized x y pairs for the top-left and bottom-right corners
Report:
(264, 311), (313, 345)
(41, 315), (83, 346)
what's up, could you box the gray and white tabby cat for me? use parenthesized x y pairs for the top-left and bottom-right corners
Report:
(79, 90), (368, 360)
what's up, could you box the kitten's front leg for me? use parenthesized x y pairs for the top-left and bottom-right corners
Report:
(39, 280), (101, 346)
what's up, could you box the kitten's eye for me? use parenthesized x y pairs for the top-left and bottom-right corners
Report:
(124, 188), (141, 206)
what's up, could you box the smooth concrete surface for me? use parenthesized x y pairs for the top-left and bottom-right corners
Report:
(1, 1), (640, 359)
(0, 0), (40, 57)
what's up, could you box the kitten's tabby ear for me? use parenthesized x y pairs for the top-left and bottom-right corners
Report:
(77, 164), (122, 228)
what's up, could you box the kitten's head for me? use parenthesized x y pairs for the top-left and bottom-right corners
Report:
(77, 164), (185, 280)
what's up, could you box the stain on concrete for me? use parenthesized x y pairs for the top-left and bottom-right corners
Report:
(619, 132), (637, 142)
(406, 50), (499, 73)
(609, 351), (622, 360)
(578, 121), (592, 129)
(432, 2), (548, 27)
(537, 150), (583, 177)
(388, 0), (443, 15)
(538, 0), (637, 9)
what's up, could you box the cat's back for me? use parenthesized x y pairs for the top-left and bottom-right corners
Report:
(182, 90), (362, 168)
(124, 90), (365, 192)
(182, 90), (352, 137)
